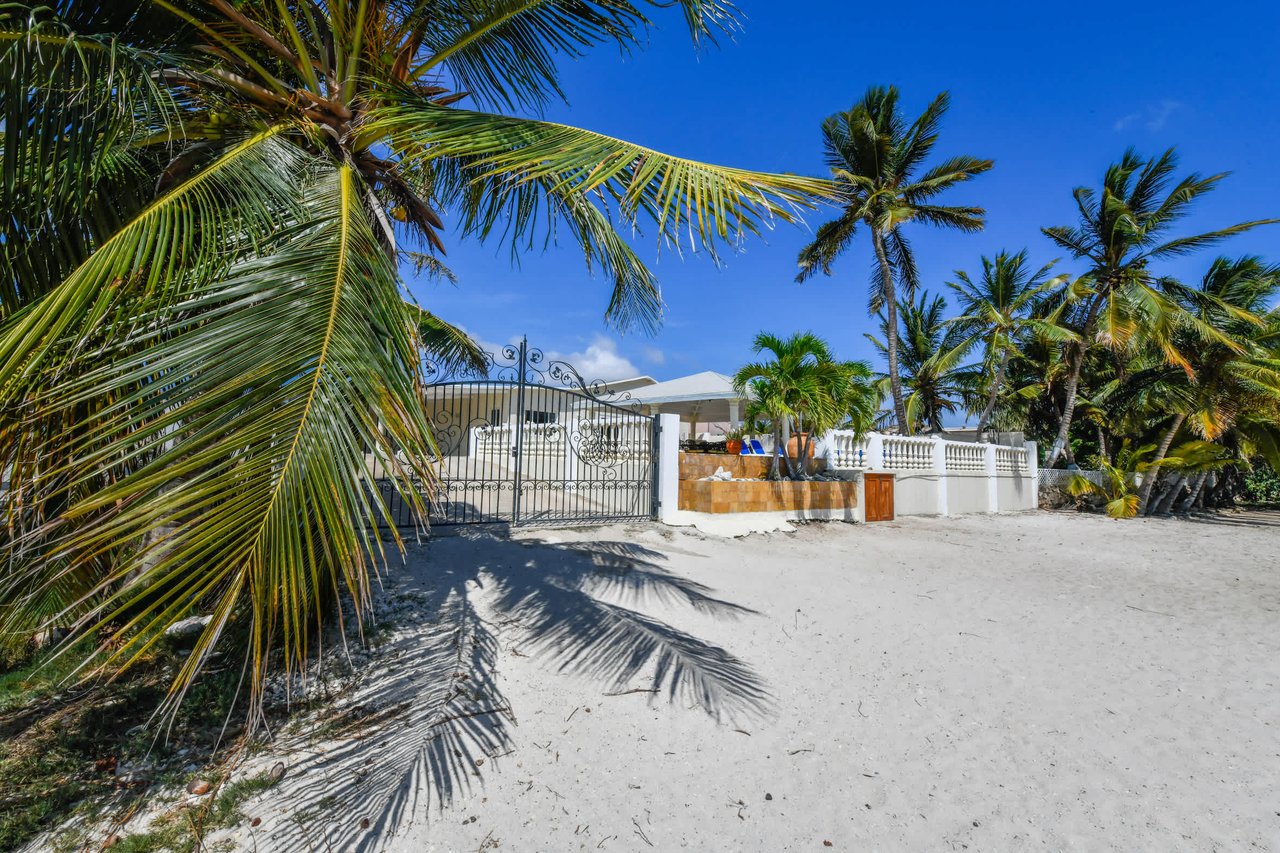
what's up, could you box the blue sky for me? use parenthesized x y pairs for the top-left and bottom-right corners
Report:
(408, 0), (1280, 383)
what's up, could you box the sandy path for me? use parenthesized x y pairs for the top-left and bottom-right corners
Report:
(228, 511), (1280, 851)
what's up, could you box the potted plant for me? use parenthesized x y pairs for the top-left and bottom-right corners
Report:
(723, 426), (746, 455)
(786, 430), (812, 462)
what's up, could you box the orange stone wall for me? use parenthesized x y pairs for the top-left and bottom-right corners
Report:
(677, 478), (859, 514)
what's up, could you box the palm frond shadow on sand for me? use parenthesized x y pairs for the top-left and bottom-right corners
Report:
(255, 532), (769, 851)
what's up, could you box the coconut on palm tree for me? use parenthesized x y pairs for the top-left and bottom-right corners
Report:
(0, 1), (832, 715)
(796, 85), (992, 434)
(1041, 148), (1278, 468)
(733, 332), (877, 480)
(945, 250), (1074, 441)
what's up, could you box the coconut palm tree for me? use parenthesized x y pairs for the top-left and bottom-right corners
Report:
(795, 85), (992, 434)
(1041, 148), (1278, 467)
(733, 332), (877, 480)
(0, 1), (831, 715)
(867, 293), (979, 434)
(945, 250), (1074, 441)
(1118, 257), (1280, 513)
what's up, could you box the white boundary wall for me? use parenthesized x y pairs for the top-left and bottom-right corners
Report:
(826, 431), (1038, 516)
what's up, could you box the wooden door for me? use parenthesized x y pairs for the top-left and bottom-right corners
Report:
(864, 473), (895, 522)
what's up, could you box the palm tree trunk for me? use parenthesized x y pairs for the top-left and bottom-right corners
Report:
(872, 228), (910, 435)
(975, 347), (1009, 442)
(1154, 473), (1187, 515)
(770, 423), (782, 479)
(1138, 412), (1185, 515)
(1202, 471), (1220, 508)
(1046, 295), (1104, 468)
(1178, 470), (1209, 513)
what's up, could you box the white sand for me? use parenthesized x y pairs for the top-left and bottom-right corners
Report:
(216, 511), (1280, 851)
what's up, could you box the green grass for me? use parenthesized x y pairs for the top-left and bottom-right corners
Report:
(0, 639), (100, 712)
(95, 772), (280, 853)
(0, 643), (252, 851)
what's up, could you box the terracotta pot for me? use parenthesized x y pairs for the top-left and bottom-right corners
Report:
(725, 439), (744, 455)
(786, 432), (812, 460)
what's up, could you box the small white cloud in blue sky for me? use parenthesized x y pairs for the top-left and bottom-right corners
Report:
(545, 335), (640, 381)
(642, 346), (666, 365)
(1114, 99), (1184, 133)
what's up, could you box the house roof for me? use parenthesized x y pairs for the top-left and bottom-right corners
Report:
(601, 375), (658, 393)
(626, 371), (743, 405)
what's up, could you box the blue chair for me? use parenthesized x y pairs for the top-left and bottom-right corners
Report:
(747, 439), (767, 456)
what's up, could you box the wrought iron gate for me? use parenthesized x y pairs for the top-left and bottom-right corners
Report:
(374, 337), (657, 528)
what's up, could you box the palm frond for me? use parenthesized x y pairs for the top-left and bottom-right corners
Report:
(6, 165), (436, 714)
(372, 100), (832, 264)
(410, 304), (487, 376)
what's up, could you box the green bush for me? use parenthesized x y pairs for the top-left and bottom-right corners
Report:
(1242, 464), (1280, 504)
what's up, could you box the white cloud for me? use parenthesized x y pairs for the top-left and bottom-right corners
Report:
(1114, 99), (1183, 133)
(642, 346), (666, 366)
(545, 336), (641, 381)
(449, 333), (641, 382)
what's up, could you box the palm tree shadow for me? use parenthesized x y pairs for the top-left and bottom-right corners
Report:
(256, 532), (769, 851)
(1180, 509), (1280, 529)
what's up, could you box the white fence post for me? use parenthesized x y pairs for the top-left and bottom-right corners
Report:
(932, 435), (949, 516)
(657, 413), (680, 523)
(865, 432), (885, 470)
(984, 442), (998, 512)
(1025, 440), (1039, 510)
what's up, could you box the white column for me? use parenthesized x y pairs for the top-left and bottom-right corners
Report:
(729, 400), (740, 429)
(933, 436), (949, 516)
(657, 413), (681, 524)
(984, 442), (998, 512)
(865, 432), (885, 470)
(1025, 440), (1040, 511)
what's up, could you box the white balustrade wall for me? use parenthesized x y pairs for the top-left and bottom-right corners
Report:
(823, 430), (1039, 515)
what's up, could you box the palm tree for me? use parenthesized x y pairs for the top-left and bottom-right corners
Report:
(1117, 257), (1280, 513)
(867, 293), (978, 434)
(1041, 148), (1278, 467)
(945, 250), (1074, 441)
(1066, 440), (1175, 519)
(733, 332), (877, 480)
(0, 2), (831, 716)
(796, 85), (993, 434)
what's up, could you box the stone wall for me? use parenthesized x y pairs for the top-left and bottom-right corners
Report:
(678, 478), (859, 517)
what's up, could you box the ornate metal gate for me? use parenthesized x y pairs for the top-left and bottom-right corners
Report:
(375, 337), (657, 528)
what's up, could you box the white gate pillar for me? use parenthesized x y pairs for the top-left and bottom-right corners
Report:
(933, 436), (949, 516)
(864, 432), (885, 470)
(984, 442), (999, 512)
(1025, 440), (1039, 511)
(656, 413), (681, 523)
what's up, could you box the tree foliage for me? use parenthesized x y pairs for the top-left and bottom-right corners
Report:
(0, 0), (831, 716)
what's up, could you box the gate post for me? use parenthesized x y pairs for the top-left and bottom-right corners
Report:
(656, 413), (680, 524)
(932, 435), (949, 516)
(512, 336), (528, 525)
(984, 442), (999, 513)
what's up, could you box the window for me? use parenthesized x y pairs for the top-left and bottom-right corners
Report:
(524, 410), (557, 424)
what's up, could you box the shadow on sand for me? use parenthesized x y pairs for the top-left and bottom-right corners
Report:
(254, 530), (767, 850)
(1178, 508), (1280, 530)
